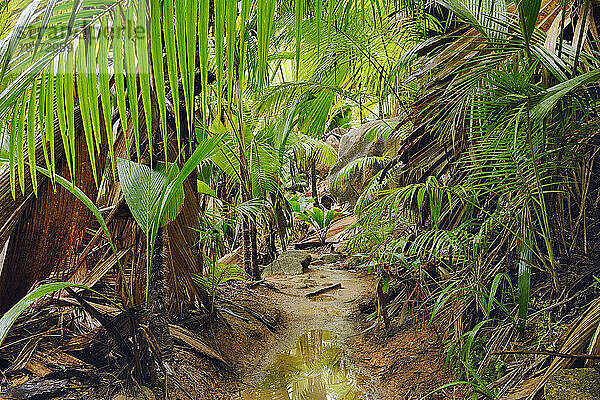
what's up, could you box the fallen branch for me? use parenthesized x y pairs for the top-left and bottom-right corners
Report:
(492, 350), (600, 359)
(168, 324), (229, 366)
(305, 283), (342, 298)
(247, 279), (264, 288)
(217, 298), (278, 333)
(215, 306), (250, 322)
(294, 240), (323, 249)
(247, 280), (281, 292)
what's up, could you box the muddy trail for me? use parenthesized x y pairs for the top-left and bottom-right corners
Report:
(236, 261), (374, 398)
(229, 257), (461, 400)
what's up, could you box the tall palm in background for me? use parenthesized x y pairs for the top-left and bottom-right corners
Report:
(0, 0), (415, 318)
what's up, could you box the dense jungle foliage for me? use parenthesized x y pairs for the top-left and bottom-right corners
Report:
(1, 0), (600, 398)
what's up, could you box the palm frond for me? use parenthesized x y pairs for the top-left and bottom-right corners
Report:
(330, 155), (389, 191)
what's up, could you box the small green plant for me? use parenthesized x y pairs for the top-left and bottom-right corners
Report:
(193, 263), (247, 312)
(296, 206), (342, 244)
(287, 194), (314, 215)
(423, 359), (497, 399)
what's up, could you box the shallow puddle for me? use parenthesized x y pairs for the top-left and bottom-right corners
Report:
(241, 329), (372, 400)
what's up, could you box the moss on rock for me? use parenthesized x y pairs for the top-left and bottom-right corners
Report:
(544, 368), (600, 400)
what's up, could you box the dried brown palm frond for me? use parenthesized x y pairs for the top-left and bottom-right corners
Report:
(504, 297), (600, 399)
(0, 107), (106, 313)
(0, 110), (81, 253)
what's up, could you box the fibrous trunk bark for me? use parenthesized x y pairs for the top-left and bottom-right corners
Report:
(148, 226), (174, 356)
(249, 220), (259, 279)
(242, 217), (252, 276)
(311, 158), (319, 207)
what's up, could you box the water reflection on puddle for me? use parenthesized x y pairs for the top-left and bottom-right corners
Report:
(241, 329), (372, 400)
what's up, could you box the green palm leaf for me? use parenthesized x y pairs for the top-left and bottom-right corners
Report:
(116, 159), (184, 232)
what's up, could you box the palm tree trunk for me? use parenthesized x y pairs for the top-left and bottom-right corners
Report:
(311, 158), (319, 207)
(249, 220), (259, 279)
(241, 217), (252, 276)
(148, 226), (173, 355)
(147, 87), (213, 315)
(0, 111), (81, 261)
(238, 122), (256, 278)
(163, 173), (212, 315)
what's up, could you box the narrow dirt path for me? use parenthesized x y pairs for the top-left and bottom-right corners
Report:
(234, 260), (377, 397)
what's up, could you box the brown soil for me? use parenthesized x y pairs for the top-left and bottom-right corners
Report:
(350, 324), (465, 399)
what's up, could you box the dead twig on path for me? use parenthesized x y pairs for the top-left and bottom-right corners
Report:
(217, 298), (278, 333)
(305, 283), (342, 298)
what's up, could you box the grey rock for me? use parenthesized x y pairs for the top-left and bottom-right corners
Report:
(544, 368), (600, 400)
(261, 250), (312, 278)
(325, 134), (341, 153)
(311, 259), (325, 266)
(323, 253), (341, 264)
(328, 119), (400, 205)
(293, 283), (309, 289)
